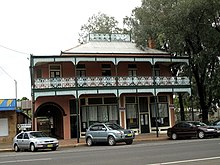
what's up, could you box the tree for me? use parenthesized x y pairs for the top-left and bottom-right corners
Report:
(78, 12), (123, 43)
(132, 0), (220, 123)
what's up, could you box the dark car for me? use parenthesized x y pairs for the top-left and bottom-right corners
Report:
(167, 121), (218, 140)
(13, 131), (59, 152)
(85, 123), (135, 146)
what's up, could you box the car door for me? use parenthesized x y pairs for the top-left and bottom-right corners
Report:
(89, 125), (99, 142)
(22, 133), (31, 149)
(15, 133), (24, 148)
(97, 124), (108, 142)
(183, 123), (197, 137)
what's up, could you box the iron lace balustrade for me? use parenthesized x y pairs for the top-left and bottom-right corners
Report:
(34, 76), (190, 89)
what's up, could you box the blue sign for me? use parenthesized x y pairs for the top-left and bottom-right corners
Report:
(0, 99), (16, 111)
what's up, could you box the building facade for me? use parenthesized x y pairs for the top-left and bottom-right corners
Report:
(30, 34), (191, 140)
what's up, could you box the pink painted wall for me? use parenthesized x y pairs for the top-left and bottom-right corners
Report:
(34, 61), (172, 79)
(35, 95), (74, 140)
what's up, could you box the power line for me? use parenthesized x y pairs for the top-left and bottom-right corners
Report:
(0, 66), (14, 80)
(0, 44), (30, 55)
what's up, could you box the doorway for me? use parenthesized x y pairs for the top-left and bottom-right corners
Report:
(35, 103), (64, 139)
(140, 113), (150, 133)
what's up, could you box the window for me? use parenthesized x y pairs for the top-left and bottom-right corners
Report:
(102, 64), (111, 76)
(24, 133), (29, 139)
(76, 64), (86, 77)
(128, 64), (137, 76)
(17, 133), (23, 139)
(81, 105), (118, 130)
(50, 64), (61, 78)
(126, 104), (138, 129)
(150, 96), (169, 127)
(153, 64), (160, 76)
(36, 69), (42, 78)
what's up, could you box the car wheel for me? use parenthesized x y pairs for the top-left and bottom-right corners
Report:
(171, 133), (178, 140)
(108, 136), (116, 146)
(51, 147), (57, 151)
(198, 131), (205, 139)
(87, 137), (93, 146)
(30, 143), (36, 152)
(125, 139), (133, 145)
(14, 144), (20, 152)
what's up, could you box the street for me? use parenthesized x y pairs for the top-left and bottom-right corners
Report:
(0, 138), (220, 165)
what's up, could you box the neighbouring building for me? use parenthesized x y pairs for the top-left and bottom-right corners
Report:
(30, 33), (191, 140)
(0, 99), (31, 143)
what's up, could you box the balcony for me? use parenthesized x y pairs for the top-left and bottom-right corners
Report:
(34, 76), (190, 89)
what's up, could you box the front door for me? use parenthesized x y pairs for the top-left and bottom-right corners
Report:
(140, 113), (150, 133)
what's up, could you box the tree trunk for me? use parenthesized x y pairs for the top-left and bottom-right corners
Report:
(179, 93), (185, 121)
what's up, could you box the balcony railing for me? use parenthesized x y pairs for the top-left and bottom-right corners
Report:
(34, 76), (190, 89)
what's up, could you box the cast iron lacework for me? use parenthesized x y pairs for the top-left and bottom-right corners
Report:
(34, 76), (190, 89)
(89, 33), (131, 42)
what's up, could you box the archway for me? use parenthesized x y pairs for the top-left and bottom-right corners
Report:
(34, 102), (64, 139)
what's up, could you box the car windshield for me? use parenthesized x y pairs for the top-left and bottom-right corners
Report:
(106, 123), (123, 130)
(30, 132), (48, 138)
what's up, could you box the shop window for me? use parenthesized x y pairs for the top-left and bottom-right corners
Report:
(126, 104), (138, 129)
(80, 105), (118, 131)
(150, 96), (169, 127)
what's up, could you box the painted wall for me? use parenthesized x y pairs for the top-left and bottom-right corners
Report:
(0, 111), (17, 143)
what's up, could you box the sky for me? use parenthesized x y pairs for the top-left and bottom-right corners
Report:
(0, 0), (141, 100)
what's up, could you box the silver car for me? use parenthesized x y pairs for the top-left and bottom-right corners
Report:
(13, 131), (59, 152)
(85, 123), (135, 146)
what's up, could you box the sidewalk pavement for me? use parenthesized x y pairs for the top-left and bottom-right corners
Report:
(0, 133), (168, 152)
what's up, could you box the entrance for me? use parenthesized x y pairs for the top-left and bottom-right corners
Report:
(139, 97), (150, 133)
(35, 103), (64, 139)
(140, 113), (150, 133)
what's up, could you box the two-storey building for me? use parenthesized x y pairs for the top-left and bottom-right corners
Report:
(30, 33), (191, 140)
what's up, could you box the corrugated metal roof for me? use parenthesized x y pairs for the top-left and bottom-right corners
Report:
(63, 41), (168, 55)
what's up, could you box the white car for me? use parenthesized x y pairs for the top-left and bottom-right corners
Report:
(13, 131), (59, 152)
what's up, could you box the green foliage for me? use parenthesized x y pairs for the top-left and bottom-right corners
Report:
(78, 12), (123, 43)
(133, 0), (220, 123)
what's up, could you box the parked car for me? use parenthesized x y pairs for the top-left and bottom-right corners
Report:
(210, 120), (220, 129)
(85, 123), (135, 146)
(167, 121), (218, 140)
(13, 131), (59, 152)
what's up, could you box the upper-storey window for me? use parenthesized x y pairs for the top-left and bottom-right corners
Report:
(76, 64), (86, 77)
(50, 64), (61, 78)
(36, 69), (42, 78)
(128, 64), (137, 76)
(102, 64), (111, 76)
(154, 64), (160, 76)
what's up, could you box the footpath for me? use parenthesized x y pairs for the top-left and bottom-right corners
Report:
(0, 133), (168, 152)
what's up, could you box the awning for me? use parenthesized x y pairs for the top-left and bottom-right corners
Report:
(0, 99), (16, 111)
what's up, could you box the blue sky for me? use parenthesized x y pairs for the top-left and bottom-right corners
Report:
(0, 0), (141, 99)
